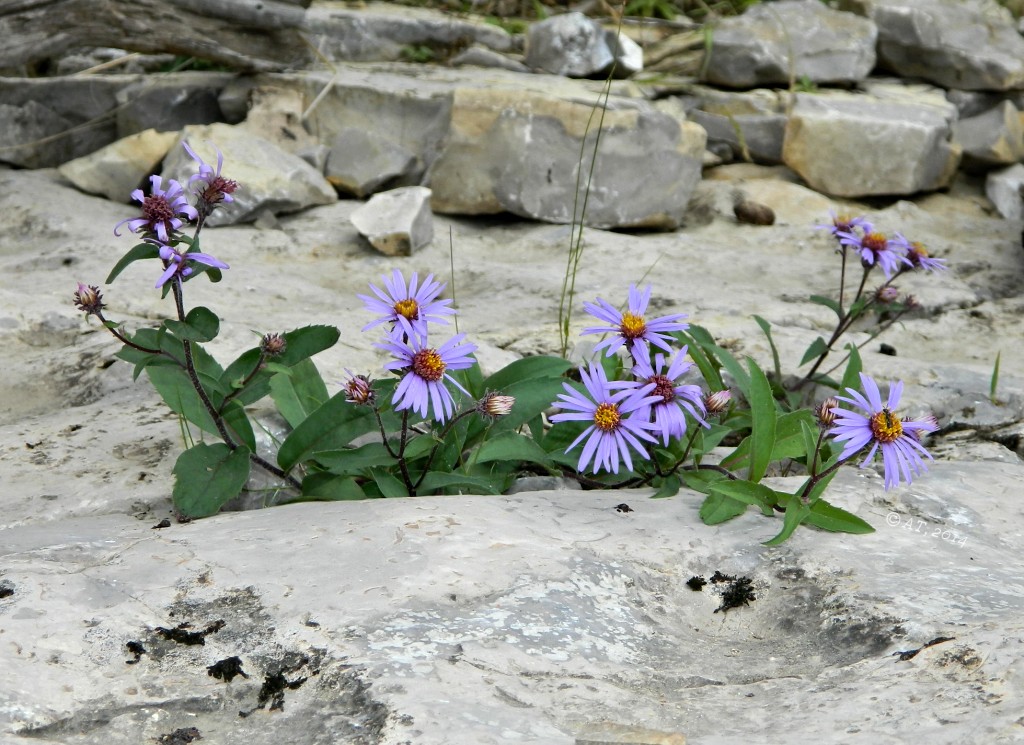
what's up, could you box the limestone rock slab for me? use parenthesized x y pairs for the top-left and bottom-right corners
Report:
(350, 185), (434, 256)
(783, 90), (961, 197)
(325, 128), (418, 197)
(58, 129), (179, 203)
(984, 163), (1024, 220)
(953, 100), (1024, 172)
(702, 0), (876, 89)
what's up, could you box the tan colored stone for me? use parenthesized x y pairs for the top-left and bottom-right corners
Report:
(57, 129), (178, 202)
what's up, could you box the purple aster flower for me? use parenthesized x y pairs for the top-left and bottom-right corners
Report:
(153, 241), (229, 289)
(114, 175), (198, 244)
(891, 234), (947, 273)
(829, 372), (938, 489)
(582, 284), (689, 359)
(359, 270), (456, 340)
(836, 229), (912, 280)
(183, 141), (239, 217)
(631, 348), (709, 445)
(550, 363), (660, 474)
(816, 210), (873, 241)
(377, 331), (477, 422)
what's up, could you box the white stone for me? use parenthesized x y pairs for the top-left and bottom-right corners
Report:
(350, 185), (434, 256)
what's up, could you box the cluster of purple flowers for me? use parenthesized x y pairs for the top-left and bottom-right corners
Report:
(820, 211), (947, 280)
(113, 142), (236, 288)
(357, 270), (476, 423)
(551, 285), (714, 475)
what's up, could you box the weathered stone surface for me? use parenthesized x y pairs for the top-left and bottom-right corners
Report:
(306, 1), (513, 63)
(162, 123), (336, 226)
(428, 89), (705, 229)
(325, 128), (417, 197)
(953, 100), (1024, 172)
(114, 72), (232, 138)
(840, 0), (1024, 91)
(525, 12), (617, 78)
(783, 89), (961, 197)
(604, 25), (644, 77)
(984, 163), (1024, 220)
(350, 185), (434, 256)
(702, 0), (876, 89)
(687, 87), (788, 164)
(451, 45), (529, 73)
(57, 129), (179, 202)
(0, 76), (131, 167)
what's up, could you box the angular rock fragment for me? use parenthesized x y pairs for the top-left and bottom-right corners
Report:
(350, 186), (434, 256)
(325, 128), (417, 198)
(953, 101), (1024, 172)
(58, 129), (179, 202)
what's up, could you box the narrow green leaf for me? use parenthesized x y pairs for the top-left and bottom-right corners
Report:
(762, 499), (811, 546)
(721, 410), (815, 470)
(799, 337), (830, 367)
(676, 330), (724, 391)
(651, 474), (681, 499)
(473, 432), (553, 467)
(277, 392), (375, 472)
(314, 442), (396, 475)
(804, 500), (875, 534)
(416, 471), (501, 495)
(370, 468), (409, 497)
(699, 491), (749, 524)
(300, 472), (368, 501)
(710, 479), (780, 515)
(105, 242), (160, 284)
(839, 342), (862, 393)
(221, 400), (257, 452)
(745, 357), (776, 483)
(752, 315), (781, 382)
(809, 294), (843, 320)
(270, 359), (330, 429)
(172, 443), (251, 518)
(801, 420), (821, 470)
(482, 355), (574, 393)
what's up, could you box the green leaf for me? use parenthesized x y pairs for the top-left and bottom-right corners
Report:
(721, 410), (815, 470)
(676, 329), (724, 391)
(763, 499), (811, 546)
(752, 315), (781, 382)
(804, 499), (875, 534)
(699, 491), (749, 524)
(482, 355), (574, 393)
(473, 376), (568, 442)
(370, 468), (409, 497)
(416, 471), (501, 495)
(799, 336), (830, 367)
(680, 468), (728, 494)
(221, 400), (257, 452)
(473, 432), (553, 468)
(105, 242), (160, 284)
(277, 392), (375, 473)
(745, 357), (776, 483)
(164, 306), (219, 343)
(839, 342), (862, 393)
(809, 294), (843, 320)
(172, 443), (251, 518)
(709, 479), (780, 515)
(314, 442), (396, 475)
(801, 420), (821, 470)
(651, 474), (681, 498)
(299, 472), (368, 501)
(270, 359), (330, 429)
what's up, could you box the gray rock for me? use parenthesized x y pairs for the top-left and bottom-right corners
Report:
(450, 45), (529, 73)
(57, 129), (179, 202)
(325, 128), (418, 197)
(114, 72), (232, 138)
(688, 87), (789, 164)
(604, 25), (644, 77)
(162, 123), (337, 226)
(840, 0), (1024, 91)
(984, 162), (1024, 220)
(783, 88), (961, 197)
(702, 0), (876, 89)
(953, 100), (1024, 172)
(427, 88), (706, 229)
(525, 12), (614, 78)
(350, 185), (434, 256)
(306, 1), (512, 63)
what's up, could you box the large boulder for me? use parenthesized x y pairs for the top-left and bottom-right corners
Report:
(525, 12), (642, 78)
(783, 86), (961, 197)
(839, 0), (1024, 91)
(687, 86), (789, 164)
(702, 0), (876, 89)
(953, 100), (1024, 172)
(426, 89), (706, 229)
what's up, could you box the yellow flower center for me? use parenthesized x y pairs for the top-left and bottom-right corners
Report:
(393, 298), (419, 321)
(862, 232), (888, 252)
(412, 348), (445, 382)
(869, 409), (903, 443)
(620, 311), (647, 340)
(593, 402), (621, 432)
(911, 241), (929, 257)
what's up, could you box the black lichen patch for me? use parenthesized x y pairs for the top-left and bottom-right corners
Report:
(894, 635), (956, 662)
(614, 503), (633, 513)
(239, 654), (315, 717)
(686, 576), (707, 591)
(710, 570), (756, 614)
(0, 580), (14, 599)
(125, 640), (147, 664)
(154, 620), (225, 646)
(152, 518), (172, 529)
(156, 726), (202, 744)
(208, 655), (250, 682)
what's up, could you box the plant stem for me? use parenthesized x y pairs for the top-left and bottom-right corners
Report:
(96, 312), (165, 355)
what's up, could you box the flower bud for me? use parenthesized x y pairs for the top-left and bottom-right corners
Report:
(816, 397), (839, 427)
(477, 392), (515, 419)
(344, 372), (375, 406)
(875, 286), (899, 304)
(704, 389), (732, 414)
(73, 283), (104, 315)
(260, 333), (287, 357)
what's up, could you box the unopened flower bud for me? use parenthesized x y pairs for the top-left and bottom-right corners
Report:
(704, 389), (732, 414)
(875, 286), (899, 304)
(905, 414), (938, 441)
(73, 283), (104, 315)
(260, 333), (287, 357)
(816, 397), (839, 427)
(344, 372), (375, 406)
(477, 392), (515, 419)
